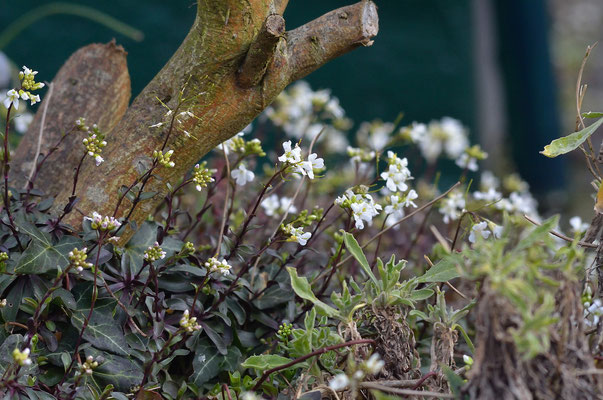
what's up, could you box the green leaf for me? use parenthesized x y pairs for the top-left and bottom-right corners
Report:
(86, 348), (143, 392)
(409, 288), (434, 301)
(583, 111), (603, 118)
(71, 310), (129, 356)
(343, 232), (377, 284)
(122, 221), (158, 275)
(442, 365), (465, 397)
(241, 354), (292, 371)
(418, 257), (461, 283)
(540, 117), (603, 158)
(286, 267), (337, 317)
(14, 224), (82, 274)
(191, 341), (222, 386)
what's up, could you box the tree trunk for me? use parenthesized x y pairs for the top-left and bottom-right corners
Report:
(15, 0), (379, 242)
(10, 41), (130, 195)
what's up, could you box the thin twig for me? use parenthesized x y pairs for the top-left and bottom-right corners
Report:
(25, 82), (53, 189)
(524, 214), (597, 248)
(359, 381), (454, 398)
(252, 339), (375, 391)
(215, 145), (232, 257)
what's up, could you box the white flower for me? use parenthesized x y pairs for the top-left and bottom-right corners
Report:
(384, 190), (418, 221)
(3, 89), (19, 110)
(418, 117), (469, 163)
(94, 155), (104, 166)
(492, 224), (503, 239)
(570, 216), (589, 235)
(473, 187), (501, 202)
(282, 224), (311, 245)
(408, 122), (427, 142)
(364, 353), (385, 374)
(350, 195), (382, 230)
(440, 191), (465, 224)
(241, 392), (261, 400)
(261, 195), (297, 216)
(455, 153), (478, 171)
(298, 153), (324, 179)
(469, 221), (491, 243)
(29, 94), (40, 106)
(328, 373), (350, 391)
(278, 140), (302, 164)
(85, 211), (121, 232)
(231, 164), (255, 186)
(179, 309), (201, 332)
(14, 113), (33, 133)
(480, 170), (500, 191)
(380, 152), (413, 192)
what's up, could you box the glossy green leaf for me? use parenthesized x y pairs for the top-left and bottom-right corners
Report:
(86, 348), (143, 392)
(540, 117), (603, 158)
(71, 310), (129, 356)
(191, 341), (222, 386)
(14, 223), (82, 274)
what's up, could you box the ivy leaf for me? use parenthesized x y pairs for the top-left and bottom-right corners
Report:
(122, 221), (158, 276)
(418, 256), (461, 283)
(71, 310), (129, 356)
(241, 354), (292, 371)
(287, 267), (338, 318)
(14, 223), (82, 274)
(86, 348), (143, 392)
(343, 232), (377, 284)
(191, 341), (222, 386)
(540, 117), (603, 158)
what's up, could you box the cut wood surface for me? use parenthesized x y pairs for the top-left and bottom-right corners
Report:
(10, 41), (130, 197)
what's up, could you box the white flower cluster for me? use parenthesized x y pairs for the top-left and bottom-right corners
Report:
(336, 188), (382, 230)
(81, 127), (107, 166)
(68, 247), (93, 272)
(265, 81), (347, 144)
(407, 117), (469, 163)
(215, 124), (253, 155)
(261, 194), (297, 217)
(144, 241), (166, 262)
(474, 172), (539, 218)
(77, 355), (100, 376)
(440, 191), (466, 224)
(3, 66), (44, 110)
(12, 347), (31, 366)
(381, 151), (413, 193)
(85, 212), (121, 232)
(153, 149), (175, 168)
(282, 223), (311, 246)
(205, 257), (232, 276)
(179, 309), (201, 333)
(278, 141), (325, 179)
(356, 120), (393, 151)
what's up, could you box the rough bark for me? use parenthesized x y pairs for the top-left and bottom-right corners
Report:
(10, 41), (130, 196)
(34, 0), (378, 240)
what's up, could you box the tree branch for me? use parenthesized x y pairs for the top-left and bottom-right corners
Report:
(237, 14), (285, 88)
(48, 1), (378, 241)
(287, 1), (379, 82)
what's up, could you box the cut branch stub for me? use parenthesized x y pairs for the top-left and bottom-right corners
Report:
(45, 1), (378, 242)
(10, 41), (131, 196)
(237, 14), (286, 88)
